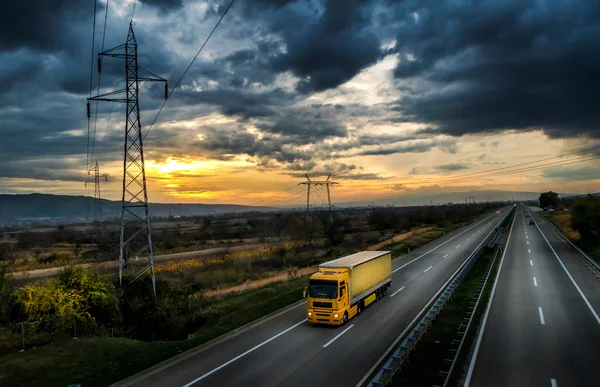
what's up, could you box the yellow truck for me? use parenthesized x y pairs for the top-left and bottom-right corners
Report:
(305, 251), (392, 325)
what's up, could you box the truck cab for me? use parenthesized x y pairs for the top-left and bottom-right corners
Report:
(307, 270), (353, 325)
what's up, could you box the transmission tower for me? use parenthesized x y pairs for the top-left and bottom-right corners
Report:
(300, 174), (338, 243)
(87, 161), (107, 224)
(88, 22), (168, 297)
(300, 174), (338, 213)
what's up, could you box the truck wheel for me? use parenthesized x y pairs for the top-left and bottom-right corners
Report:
(343, 312), (348, 324)
(358, 303), (363, 315)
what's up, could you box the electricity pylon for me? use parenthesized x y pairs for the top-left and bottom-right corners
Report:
(300, 174), (338, 243)
(87, 160), (107, 224)
(88, 22), (168, 297)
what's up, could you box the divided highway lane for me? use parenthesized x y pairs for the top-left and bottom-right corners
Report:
(466, 206), (600, 387)
(124, 208), (511, 387)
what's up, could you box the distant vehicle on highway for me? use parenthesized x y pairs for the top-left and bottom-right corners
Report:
(305, 251), (391, 325)
(530, 220), (535, 225)
(525, 213), (530, 217)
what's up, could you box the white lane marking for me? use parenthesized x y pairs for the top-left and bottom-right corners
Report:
(424, 265), (433, 273)
(323, 324), (354, 348)
(534, 221), (600, 325)
(391, 213), (497, 273)
(182, 320), (305, 386)
(456, 245), (461, 249)
(530, 260), (533, 266)
(528, 249), (531, 253)
(533, 277), (538, 287)
(551, 378), (557, 387)
(538, 307), (545, 325)
(527, 241), (529, 245)
(526, 235), (528, 239)
(443, 253), (449, 259)
(465, 206), (517, 386)
(390, 286), (406, 297)
(472, 233), (475, 236)
(466, 238), (469, 241)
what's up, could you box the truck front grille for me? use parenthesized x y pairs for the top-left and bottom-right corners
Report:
(313, 301), (332, 308)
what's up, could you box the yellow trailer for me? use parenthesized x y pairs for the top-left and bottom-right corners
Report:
(306, 251), (392, 326)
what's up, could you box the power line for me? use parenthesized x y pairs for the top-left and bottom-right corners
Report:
(355, 144), (600, 189)
(247, 183), (301, 207)
(269, 189), (306, 208)
(143, 0), (237, 140)
(87, 0), (99, 179)
(100, 77), (121, 146)
(90, 0), (111, 164)
(131, 0), (138, 22)
(426, 145), (600, 184)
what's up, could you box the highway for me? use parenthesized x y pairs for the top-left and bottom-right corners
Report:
(465, 206), (600, 387)
(120, 208), (512, 387)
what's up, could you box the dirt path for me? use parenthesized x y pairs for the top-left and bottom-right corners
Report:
(367, 226), (434, 251)
(9, 243), (264, 281)
(201, 266), (318, 298)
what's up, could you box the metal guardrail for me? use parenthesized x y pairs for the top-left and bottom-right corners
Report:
(487, 227), (503, 248)
(435, 245), (502, 387)
(366, 209), (513, 387)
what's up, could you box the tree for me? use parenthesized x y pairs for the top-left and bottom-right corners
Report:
(539, 191), (560, 208)
(262, 215), (284, 251)
(14, 266), (121, 334)
(571, 195), (600, 247)
(0, 243), (19, 268)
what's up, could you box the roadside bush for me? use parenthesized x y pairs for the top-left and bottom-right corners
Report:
(13, 266), (121, 334)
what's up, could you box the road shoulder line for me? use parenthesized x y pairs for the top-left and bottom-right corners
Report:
(534, 218), (600, 325)
(111, 299), (306, 387)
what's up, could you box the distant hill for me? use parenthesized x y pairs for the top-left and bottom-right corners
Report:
(335, 190), (580, 208)
(0, 193), (269, 224)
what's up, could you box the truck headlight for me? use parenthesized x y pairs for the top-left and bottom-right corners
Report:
(308, 312), (312, 316)
(334, 314), (339, 318)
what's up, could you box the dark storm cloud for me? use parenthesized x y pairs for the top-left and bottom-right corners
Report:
(268, 0), (384, 93)
(352, 138), (457, 157)
(225, 0), (385, 93)
(193, 126), (313, 163)
(434, 163), (469, 172)
(140, 0), (185, 13)
(0, 0), (97, 52)
(176, 88), (294, 119)
(257, 112), (348, 144)
(391, 0), (600, 139)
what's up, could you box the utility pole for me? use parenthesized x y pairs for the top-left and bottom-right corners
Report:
(88, 22), (168, 297)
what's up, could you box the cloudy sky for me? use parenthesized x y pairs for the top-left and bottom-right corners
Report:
(1, 0), (599, 206)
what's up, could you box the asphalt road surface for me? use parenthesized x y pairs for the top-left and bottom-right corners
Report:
(466, 206), (600, 387)
(121, 208), (512, 387)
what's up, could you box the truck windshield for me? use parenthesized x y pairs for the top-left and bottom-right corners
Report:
(308, 279), (338, 299)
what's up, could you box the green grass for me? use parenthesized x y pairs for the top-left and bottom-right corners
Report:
(0, 277), (308, 387)
(390, 247), (500, 387)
